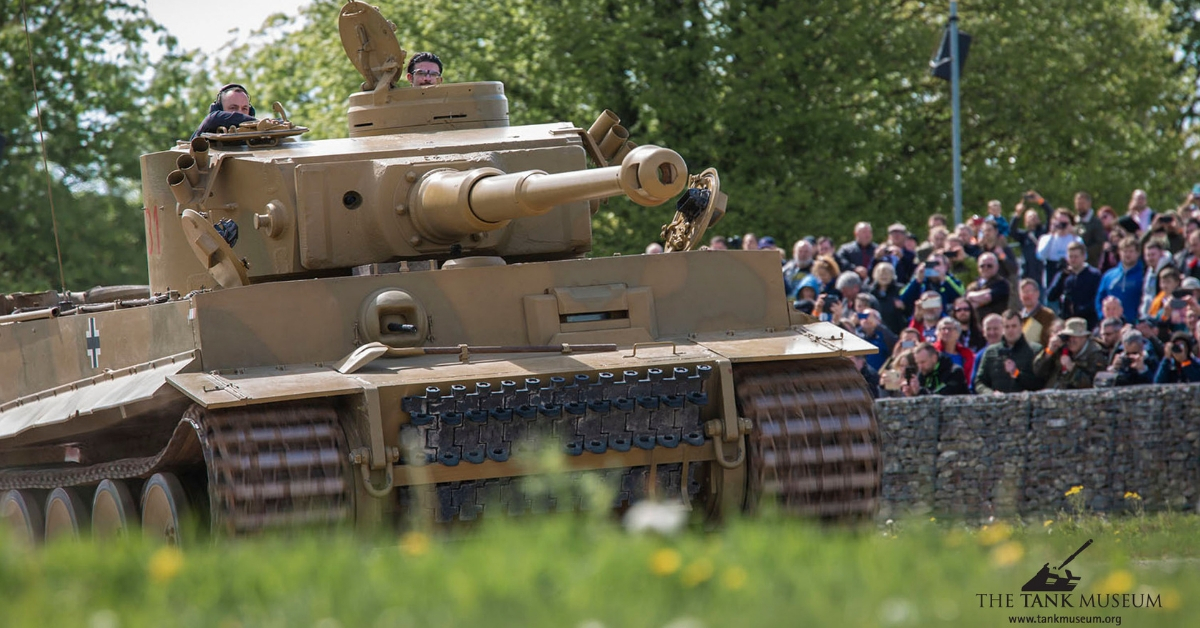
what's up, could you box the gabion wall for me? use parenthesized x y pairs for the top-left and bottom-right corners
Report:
(875, 385), (1200, 519)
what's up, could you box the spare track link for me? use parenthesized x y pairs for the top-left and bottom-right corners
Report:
(398, 366), (714, 522)
(191, 403), (353, 534)
(734, 358), (880, 518)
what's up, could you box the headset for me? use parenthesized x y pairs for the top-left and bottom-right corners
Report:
(208, 83), (255, 117)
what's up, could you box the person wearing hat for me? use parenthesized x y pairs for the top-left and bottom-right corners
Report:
(1107, 329), (1158, 386)
(835, 222), (878, 281)
(885, 222), (917, 283)
(1033, 317), (1109, 389)
(908, 291), (947, 343)
(1154, 332), (1200, 383)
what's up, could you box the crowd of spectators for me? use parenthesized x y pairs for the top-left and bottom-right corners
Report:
(703, 188), (1200, 397)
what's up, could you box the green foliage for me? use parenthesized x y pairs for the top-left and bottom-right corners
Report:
(1, 0), (1196, 291)
(1, 513), (1198, 626)
(211, 0), (1199, 256)
(0, 1), (195, 292)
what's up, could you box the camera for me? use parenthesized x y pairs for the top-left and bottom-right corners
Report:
(1169, 298), (1187, 310)
(997, 346), (1012, 359)
(1057, 333), (1070, 343)
(881, 369), (904, 391)
(903, 365), (917, 380)
(825, 294), (841, 306)
(1173, 341), (1188, 356)
(924, 267), (938, 279)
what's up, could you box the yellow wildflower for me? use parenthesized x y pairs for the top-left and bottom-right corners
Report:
(1092, 570), (1134, 595)
(990, 541), (1025, 568)
(1043, 519), (1054, 527)
(1064, 485), (1083, 497)
(147, 546), (184, 583)
(1123, 491), (1141, 501)
(1160, 588), (1181, 611)
(720, 566), (748, 591)
(929, 517), (937, 522)
(399, 531), (431, 557)
(978, 522), (1012, 546)
(680, 557), (714, 587)
(649, 548), (682, 576)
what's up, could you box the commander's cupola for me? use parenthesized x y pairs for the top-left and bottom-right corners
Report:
(339, 1), (508, 137)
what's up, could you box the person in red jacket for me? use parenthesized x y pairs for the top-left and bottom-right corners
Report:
(933, 317), (975, 378)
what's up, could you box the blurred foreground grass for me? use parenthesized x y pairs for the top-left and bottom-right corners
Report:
(1, 509), (1197, 627)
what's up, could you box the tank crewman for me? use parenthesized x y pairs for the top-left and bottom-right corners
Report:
(191, 83), (267, 139)
(407, 51), (443, 87)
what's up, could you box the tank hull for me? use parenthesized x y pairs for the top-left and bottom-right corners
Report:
(1, 251), (881, 536)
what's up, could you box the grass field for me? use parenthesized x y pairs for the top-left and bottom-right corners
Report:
(1, 501), (1197, 628)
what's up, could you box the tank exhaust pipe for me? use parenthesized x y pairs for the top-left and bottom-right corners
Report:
(166, 169), (199, 207)
(177, 153), (201, 187)
(597, 124), (629, 163)
(586, 109), (619, 146)
(190, 137), (210, 171)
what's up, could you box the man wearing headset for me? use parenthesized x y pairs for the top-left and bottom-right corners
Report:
(191, 83), (269, 140)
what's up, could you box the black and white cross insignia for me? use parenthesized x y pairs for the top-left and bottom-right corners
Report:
(85, 317), (101, 369)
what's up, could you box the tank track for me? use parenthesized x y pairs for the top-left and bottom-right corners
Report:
(191, 404), (352, 534)
(399, 366), (713, 522)
(0, 401), (353, 535)
(735, 358), (881, 518)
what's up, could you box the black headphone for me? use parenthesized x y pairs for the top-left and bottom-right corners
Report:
(209, 83), (255, 117)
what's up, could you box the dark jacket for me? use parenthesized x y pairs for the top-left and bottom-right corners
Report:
(970, 275), (1011, 320)
(917, 355), (970, 396)
(1077, 210), (1107, 267)
(1011, 199), (1053, 284)
(974, 336), (1045, 394)
(836, 241), (877, 274)
(1046, 264), (1102, 328)
(869, 281), (907, 334)
(899, 275), (966, 312)
(1154, 357), (1200, 384)
(1033, 338), (1109, 389)
(1113, 352), (1159, 386)
(192, 110), (256, 139)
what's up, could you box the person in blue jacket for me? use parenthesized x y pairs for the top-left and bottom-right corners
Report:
(1095, 236), (1144, 322)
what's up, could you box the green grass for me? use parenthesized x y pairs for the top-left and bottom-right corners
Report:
(1, 508), (1197, 627)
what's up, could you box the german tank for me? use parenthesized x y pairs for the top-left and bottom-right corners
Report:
(0, 1), (879, 543)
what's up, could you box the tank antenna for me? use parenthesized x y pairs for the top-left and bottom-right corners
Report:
(20, 0), (68, 296)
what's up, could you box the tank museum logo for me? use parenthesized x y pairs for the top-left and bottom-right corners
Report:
(976, 539), (1163, 622)
(85, 317), (101, 368)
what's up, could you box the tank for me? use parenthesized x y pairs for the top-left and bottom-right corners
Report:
(0, 2), (879, 543)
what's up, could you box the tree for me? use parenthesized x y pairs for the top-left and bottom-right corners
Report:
(0, 1), (195, 293)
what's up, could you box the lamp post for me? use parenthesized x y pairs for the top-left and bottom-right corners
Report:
(950, 1), (962, 227)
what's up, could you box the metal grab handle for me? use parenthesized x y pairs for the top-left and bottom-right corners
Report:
(712, 437), (746, 469)
(359, 461), (394, 498)
(626, 341), (679, 358)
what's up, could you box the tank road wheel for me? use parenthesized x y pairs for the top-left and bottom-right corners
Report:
(92, 479), (139, 539)
(735, 358), (881, 519)
(44, 487), (90, 542)
(141, 473), (191, 544)
(1, 489), (45, 545)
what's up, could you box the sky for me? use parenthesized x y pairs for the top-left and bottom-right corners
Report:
(143, 0), (312, 56)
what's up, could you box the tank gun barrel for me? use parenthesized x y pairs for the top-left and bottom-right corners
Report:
(410, 145), (686, 243)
